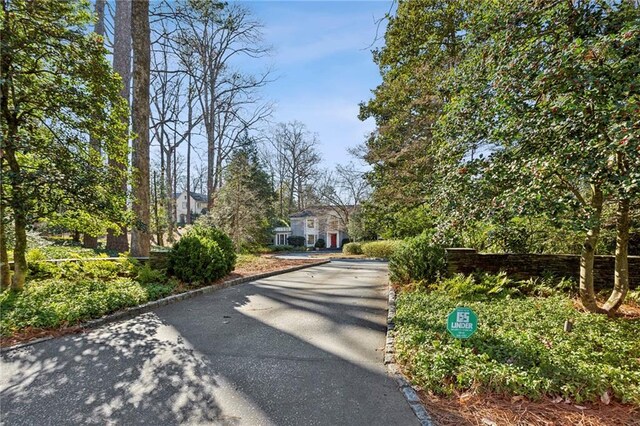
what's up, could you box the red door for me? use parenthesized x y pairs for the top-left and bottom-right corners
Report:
(330, 233), (337, 248)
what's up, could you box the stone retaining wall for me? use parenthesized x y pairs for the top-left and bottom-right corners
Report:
(445, 248), (639, 290)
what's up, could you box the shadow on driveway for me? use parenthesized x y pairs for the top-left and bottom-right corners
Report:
(0, 261), (417, 425)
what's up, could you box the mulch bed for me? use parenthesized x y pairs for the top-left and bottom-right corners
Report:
(420, 391), (640, 426)
(0, 258), (318, 349)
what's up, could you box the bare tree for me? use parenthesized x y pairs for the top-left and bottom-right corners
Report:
(131, 0), (151, 257)
(268, 121), (321, 214)
(173, 3), (272, 210)
(315, 162), (371, 229)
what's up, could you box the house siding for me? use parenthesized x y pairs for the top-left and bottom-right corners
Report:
(291, 218), (305, 238)
(284, 209), (351, 248)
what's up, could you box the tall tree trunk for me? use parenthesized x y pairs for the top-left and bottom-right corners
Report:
(603, 197), (630, 314)
(164, 148), (175, 243)
(130, 0), (151, 257)
(83, 0), (106, 250)
(153, 171), (163, 246)
(579, 185), (605, 313)
(5, 145), (26, 290)
(12, 209), (27, 291)
(207, 131), (215, 210)
(186, 81), (193, 225)
(0, 181), (10, 290)
(173, 145), (178, 223)
(107, 0), (131, 253)
(206, 66), (216, 211)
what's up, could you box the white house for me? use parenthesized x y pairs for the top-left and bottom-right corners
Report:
(276, 206), (352, 248)
(175, 191), (208, 224)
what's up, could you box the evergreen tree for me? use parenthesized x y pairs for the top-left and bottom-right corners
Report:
(207, 141), (275, 250)
(0, 0), (128, 289)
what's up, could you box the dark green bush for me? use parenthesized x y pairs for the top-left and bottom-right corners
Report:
(389, 232), (446, 285)
(361, 240), (402, 259)
(168, 235), (227, 284)
(342, 242), (363, 255)
(287, 236), (305, 247)
(341, 238), (350, 247)
(314, 238), (326, 249)
(189, 224), (236, 275)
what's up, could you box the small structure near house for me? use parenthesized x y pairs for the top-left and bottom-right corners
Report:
(175, 191), (208, 225)
(274, 206), (351, 249)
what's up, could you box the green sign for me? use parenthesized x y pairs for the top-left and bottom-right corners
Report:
(447, 307), (478, 339)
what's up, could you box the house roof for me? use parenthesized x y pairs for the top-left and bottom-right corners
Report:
(289, 205), (354, 218)
(177, 191), (208, 202)
(190, 192), (208, 202)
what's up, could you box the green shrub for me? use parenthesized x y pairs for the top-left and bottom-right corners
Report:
(389, 232), (446, 285)
(394, 286), (640, 404)
(342, 242), (363, 255)
(287, 236), (305, 247)
(189, 225), (236, 275)
(27, 258), (134, 281)
(432, 272), (577, 301)
(0, 278), (147, 335)
(341, 238), (351, 247)
(168, 234), (227, 284)
(315, 238), (326, 249)
(361, 240), (402, 259)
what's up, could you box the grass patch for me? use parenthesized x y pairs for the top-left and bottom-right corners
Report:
(394, 276), (640, 405)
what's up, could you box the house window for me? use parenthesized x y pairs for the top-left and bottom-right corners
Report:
(306, 218), (314, 228)
(277, 234), (288, 246)
(307, 234), (316, 246)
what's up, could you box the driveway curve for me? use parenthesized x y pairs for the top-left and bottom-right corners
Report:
(0, 260), (418, 426)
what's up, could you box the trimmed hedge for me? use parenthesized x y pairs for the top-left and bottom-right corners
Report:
(342, 242), (363, 255)
(315, 238), (326, 249)
(288, 236), (306, 247)
(361, 240), (402, 259)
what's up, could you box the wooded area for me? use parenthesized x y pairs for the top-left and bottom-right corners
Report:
(0, 0), (369, 291)
(359, 0), (639, 314)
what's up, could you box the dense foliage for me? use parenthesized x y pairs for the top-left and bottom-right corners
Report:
(342, 242), (363, 255)
(394, 275), (640, 404)
(205, 145), (277, 251)
(188, 223), (237, 275)
(360, 240), (402, 260)
(167, 234), (227, 284)
(361, 0), (640, 313)
(287, 236), (306, 247)
(1, 0), (129, 289)
(389, 232), (446, 285)
(0, 259), (176, 336)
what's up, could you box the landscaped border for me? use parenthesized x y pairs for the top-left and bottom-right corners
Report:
(1, 259), (330, 353)
(385, 282), (436, 426)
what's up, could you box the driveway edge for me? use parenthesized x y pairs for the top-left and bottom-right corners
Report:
(1, 260), (330, 353)
(385, 283), (437, 426)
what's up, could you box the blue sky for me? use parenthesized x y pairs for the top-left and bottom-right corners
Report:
(234, 1), (393, 168)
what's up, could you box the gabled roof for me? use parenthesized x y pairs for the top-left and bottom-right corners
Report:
(289, 205), (354, 218)
(190, 192), (208, 202)
(177, 191), (208, 202)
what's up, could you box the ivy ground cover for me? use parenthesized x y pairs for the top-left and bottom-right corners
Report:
(394, 285), (640, 405)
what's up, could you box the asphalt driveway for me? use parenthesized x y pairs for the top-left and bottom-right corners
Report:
(0, 260), (418, 425)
